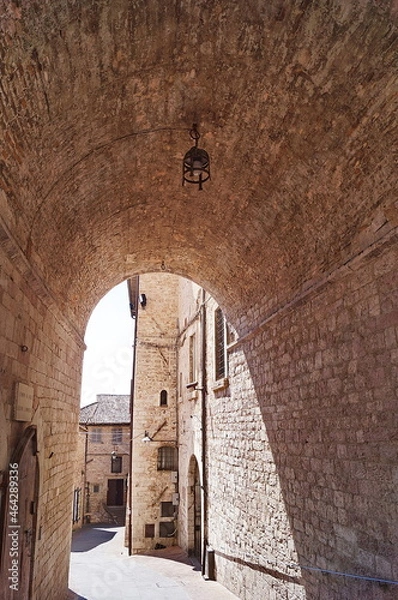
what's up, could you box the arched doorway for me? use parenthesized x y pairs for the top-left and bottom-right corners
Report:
(0, 426), (39, 600)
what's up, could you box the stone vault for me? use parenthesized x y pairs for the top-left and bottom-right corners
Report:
(0, 1), (397, 599)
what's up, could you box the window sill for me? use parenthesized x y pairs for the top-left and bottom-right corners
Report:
(187, 389), (198, 401)
(186, 382), (199, 400)
(212, 377), (229, 392)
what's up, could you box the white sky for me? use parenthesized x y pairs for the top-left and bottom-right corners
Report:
(80, 280), (134, 407)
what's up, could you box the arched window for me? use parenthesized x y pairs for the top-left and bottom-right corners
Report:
(160, 389), (168, 406)
(157, 446), (178, 471)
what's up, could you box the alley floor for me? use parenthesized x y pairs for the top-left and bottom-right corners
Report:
(68, 525), (240, 600)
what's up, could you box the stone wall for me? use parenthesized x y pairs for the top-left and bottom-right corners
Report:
(0, 240), (83, 600)
(72, 427), (86, 531)
(206, 240), (398, 600)
(177, 278), (204, 557)
(131, 273), (180, 552)
(84, 424), (130, 523)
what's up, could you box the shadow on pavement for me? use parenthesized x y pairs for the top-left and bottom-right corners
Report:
(67, 589), (88, 600)
(71, 525), (117, 552)
(143, 545), (201, 571)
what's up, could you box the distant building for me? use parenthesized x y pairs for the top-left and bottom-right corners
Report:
(79, 394), (131, 525)
(71, 424), (86, 531)
(128, 274), (179, 553)
(128, 273), (235, 576)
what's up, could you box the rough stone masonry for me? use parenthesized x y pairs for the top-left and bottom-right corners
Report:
(0, 1), (397, 599)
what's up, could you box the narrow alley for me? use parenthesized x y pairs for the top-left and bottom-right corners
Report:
(68, 526), (240, 600)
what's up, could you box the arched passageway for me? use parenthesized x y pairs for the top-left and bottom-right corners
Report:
(0, 1), (397, 598)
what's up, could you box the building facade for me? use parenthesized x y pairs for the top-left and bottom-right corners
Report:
(130, 273), (302, 598)
(79, 395), (131, 525)
(128, 274), (180, 553)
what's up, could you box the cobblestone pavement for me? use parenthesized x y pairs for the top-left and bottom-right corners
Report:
(68, 525), (240, 600)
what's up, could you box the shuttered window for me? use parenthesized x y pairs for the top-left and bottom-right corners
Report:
(189, 334), (197, 383)
(215, 307), (226, 380)
(90, 428), (102, 443)
(112, 427), (123, 444)
(111, 456), (122, 473)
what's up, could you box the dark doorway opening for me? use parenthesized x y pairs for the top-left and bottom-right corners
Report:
(0, 426), (39, 600)
(107, 479), (125, 506)
(194, 463), (202, 561)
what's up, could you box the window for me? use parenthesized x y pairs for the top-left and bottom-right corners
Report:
(159, 521), (175, 537)
(161, 501), (175, 517)
(72, 488), (81, 523)
(214, 307), (227, 380)
(112, 427), (123, 444)
(189, 333), (197, 383)
(145, 524), (155, 538)
(90, 428), (102, 443)
(93, 484), (100, 493)
(111, 455), (122, 473)
(157, 446), (178, 471)
(160, 390), (168, 406)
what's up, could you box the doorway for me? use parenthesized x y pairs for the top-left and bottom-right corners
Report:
(0, 426), (39, 600)
(193, 465), (202, 561)
(107, 479), (125, 506)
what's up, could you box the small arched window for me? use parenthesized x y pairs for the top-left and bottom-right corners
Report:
(160, 389), (168, 406)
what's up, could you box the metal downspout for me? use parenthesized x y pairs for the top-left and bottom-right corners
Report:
(127, 276), (140, 556)
(200, 288), (208, 575)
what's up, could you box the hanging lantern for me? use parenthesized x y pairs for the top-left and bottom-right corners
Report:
(182, 124), (210, 190)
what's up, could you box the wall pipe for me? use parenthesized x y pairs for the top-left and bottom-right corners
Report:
(200, 288), (208, 576)
(127, 276), (140, 556)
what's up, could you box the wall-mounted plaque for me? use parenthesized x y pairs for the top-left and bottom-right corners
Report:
(14, 382), (34, 421)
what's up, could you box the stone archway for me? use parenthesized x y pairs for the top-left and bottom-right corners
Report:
(0, 2), (397, 599)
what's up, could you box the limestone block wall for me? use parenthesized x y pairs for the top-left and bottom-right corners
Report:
(175, 276), (302, 596)
(72, 427), (86, 530)
(206, 240), (398, 600)
(177, 278), (204, 556)
(0, 242), (84, 600)
(131, 273), (180, 553)
(84, 424), (130, 523)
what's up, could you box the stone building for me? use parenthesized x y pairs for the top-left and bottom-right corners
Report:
(129, 273), (321, 599)
(71, 424), (86, 531)
(0, 2), (397, 600)
(79, 394), (131, 525)
(128, 274), (180, 553)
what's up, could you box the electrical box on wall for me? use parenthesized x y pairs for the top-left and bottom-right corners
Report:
(170, 471), (178, 483)
(172, 493), (180, 506)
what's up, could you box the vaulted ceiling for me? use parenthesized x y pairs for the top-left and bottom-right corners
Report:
(0, 1), (397, 331)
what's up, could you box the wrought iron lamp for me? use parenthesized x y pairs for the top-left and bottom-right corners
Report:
(182, 124), (210, 190)
(142, 431), (153, 443)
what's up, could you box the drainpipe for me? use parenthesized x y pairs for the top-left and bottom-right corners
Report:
(127, 277), (140, 556)
(82, 425), (89, 524)
(175, 316), (180, 544)
(200, 288), (208, 575)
